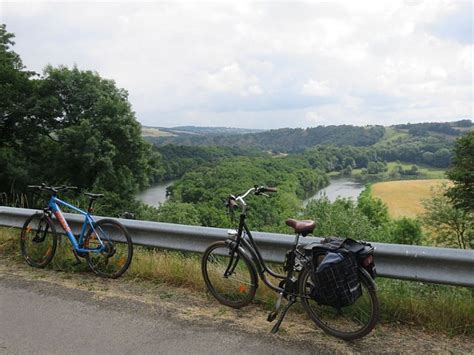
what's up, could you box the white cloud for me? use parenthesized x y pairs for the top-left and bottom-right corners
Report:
(302, 80), (333, 97)
(203, 63), (263, 96)
(1, 0), (471, 128)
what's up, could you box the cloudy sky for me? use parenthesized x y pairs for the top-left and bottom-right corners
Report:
(1, 0), (472, 129)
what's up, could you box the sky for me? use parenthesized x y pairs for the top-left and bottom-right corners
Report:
(1, 0), (473, 129)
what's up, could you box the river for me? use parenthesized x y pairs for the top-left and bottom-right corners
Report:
(136, 181), (174, 207)
(303, 178), (365, 206)
(138, 178), (365, 208)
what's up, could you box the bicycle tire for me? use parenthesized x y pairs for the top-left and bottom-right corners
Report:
(20, 212), (57, 268)
(201, 241), (258, 308)
(84, 219), (133, 279)
(299, 267), (379, 340)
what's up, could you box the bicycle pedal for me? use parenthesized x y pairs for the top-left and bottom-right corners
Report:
(267, 311), (278, 322)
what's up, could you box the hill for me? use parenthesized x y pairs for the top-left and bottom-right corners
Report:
(145, 125), (387, 151)
(142, 126), (263, 138)
(144, 120), (472, 154)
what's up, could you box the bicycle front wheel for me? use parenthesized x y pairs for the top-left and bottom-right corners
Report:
(299, 267), (379, 340)
(201, 241), (258, 308)
(84, 219), (133, 279)
(20, 213), (57, 268)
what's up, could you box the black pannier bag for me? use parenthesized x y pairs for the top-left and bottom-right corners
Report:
(304, 237), (372, 308)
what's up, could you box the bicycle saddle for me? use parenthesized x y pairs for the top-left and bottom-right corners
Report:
(285, 218), (315, 236)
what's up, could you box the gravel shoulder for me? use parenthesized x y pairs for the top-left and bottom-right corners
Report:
(0, 257), (472, 354)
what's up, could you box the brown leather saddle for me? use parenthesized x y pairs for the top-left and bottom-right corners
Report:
(285, 218), (315, 236)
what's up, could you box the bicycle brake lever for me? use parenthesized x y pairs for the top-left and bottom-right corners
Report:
(261, 193), (269, 198)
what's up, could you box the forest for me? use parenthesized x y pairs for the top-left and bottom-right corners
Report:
(1, 24), (473, 250)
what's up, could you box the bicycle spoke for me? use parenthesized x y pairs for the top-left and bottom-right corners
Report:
(20, 213), (57, 268)
(202, 242), (257, 308)
(84, 219), (132, 278)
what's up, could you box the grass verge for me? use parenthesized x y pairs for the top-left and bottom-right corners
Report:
(1, 226), (472, 337)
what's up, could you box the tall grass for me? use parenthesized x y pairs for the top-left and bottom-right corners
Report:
(377, 279), (473, 336)
(0, 226), (472, 336)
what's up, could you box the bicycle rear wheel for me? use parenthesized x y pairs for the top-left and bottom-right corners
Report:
(299, 267), (379, 340)
(84, 219), (133, 279)
(20, 213), (57, 268)
(201, 241), (258, 308)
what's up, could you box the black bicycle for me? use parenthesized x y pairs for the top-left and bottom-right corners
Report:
(201, 185), (379, 340)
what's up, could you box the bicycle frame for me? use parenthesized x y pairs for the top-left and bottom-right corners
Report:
(47, 195), (105, 254)
(231, 212), (306, 295)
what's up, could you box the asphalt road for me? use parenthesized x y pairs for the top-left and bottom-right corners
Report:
(0, 277), (315, 355)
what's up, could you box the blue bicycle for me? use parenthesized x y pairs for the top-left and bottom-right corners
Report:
(20, 184), (133, 278)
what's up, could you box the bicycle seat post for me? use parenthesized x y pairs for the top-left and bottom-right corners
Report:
(293, 233), (300, 251)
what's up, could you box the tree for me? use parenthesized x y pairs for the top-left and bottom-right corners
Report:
(447, 132), (474, 211)
(0, 25), (161, 215)
(408, 165), (419, 176)
(357, 188), (390, 228)
(0, 25), (55, 192)
(156, 202), (201, 225)
(303, 196), (392, 243)
(42, 66), (163, 196)
(432, 148), (451, 168)
(390, 217), (423, 245)
(0, 24), (35, 147)
(421, 185), (473, 249)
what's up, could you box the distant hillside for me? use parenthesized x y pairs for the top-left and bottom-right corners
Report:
(143, 119), (472, 153)
(392, 120), (472, 138)
(142, 126), (263, 138)
(146, 125), (386, 152)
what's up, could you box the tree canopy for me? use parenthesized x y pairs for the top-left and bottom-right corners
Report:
(447, 132), (474, 211)
(0, 25), (160, 209)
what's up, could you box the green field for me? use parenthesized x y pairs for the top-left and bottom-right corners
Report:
(350, 161), (446, 181)
(386, 162), (446, 179)
(141, 127), (176, 137)
(374, 127), (410, 146)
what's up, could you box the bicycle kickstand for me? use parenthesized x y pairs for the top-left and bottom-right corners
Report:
(270, 295), (296, 334)
(267, 292), (283, 322)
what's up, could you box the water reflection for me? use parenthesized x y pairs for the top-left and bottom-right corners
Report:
(138, 178), (365, 208)
(303, 178), (365, 206)
(136, 181), (174, 207)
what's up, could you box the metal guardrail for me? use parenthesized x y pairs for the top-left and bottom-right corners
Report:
(1, 206), (473, 287)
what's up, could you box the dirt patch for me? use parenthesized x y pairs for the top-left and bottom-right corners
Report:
(0, 256), (472, 354)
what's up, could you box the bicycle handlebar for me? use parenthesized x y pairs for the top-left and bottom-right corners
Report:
(227, 185), (278, 210)
(27, 183), (78, 194)
(259, 186), (278, 193)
